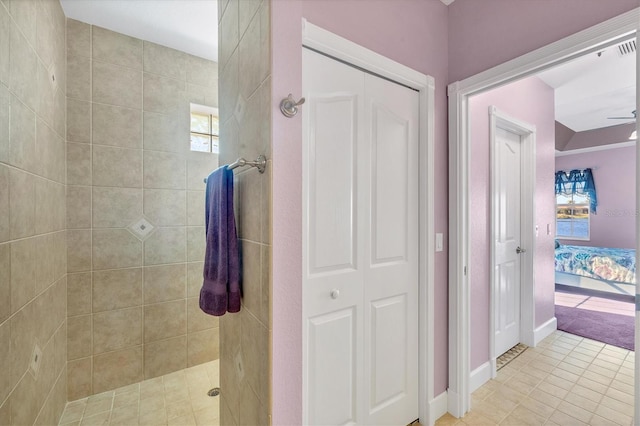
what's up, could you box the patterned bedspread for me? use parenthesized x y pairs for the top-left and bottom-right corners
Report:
(555, 244), (636, 284)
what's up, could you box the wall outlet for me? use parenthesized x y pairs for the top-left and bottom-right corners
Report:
(29, 344), (42, 379)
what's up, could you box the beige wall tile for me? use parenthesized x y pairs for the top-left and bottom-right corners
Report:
(187, 151), (218, 190)
(9, 94), (36, 172)
(239, 241), (260, 317)
(0, 86), (9, 163)
(67, 229), (92, 272)
(239, 6), (263, 99)
(35, 178), (64, 235)
(144, 300), (186, 343)
(92, 26), (142, 69)
(187, 55), (218, 88)
(93, 268), (142, 312)
(187, 191), (205, 226)
(93, 145), (142, 188)
(241, 311), (269, 407)
(236, 169), (261, 242)
(238, 85), (269, 162)
(143, 41), (187, 81)
(187, 226), (205, 262)
(143, 150), (186, 190)
(34, 234), (56, 294)
(260, 245), (270, 326)
(92, 186), (142, 228)
(144, 264), (186, 304)
(68, 357), (92, 400)
(186, 82), (218, 107)
(93, 346), (143, 394)
(218, 0), (238, 71)
(36, 61), (56, 131)
(10, 22), (37, 111)
(93, 307), (142, 354)
(52, 75), (66, 138)
(67, 54), (91, 100)
(187, 328), (218, 367)
(187, 297), (219, 333)
(187, 262), (204, 297)
(67, 142), (92, 185)
(10, 368), (38, 426)
(143, 73), (186, 115)
(144, 227), (186, 265)
(67, 272), (92, 317)
(143, 111), (189, 154)
(0, 165), (8, 242)
(35, 118), (66, 183)
(67, 98), (91, 142)
(92, 229), (142, 270)
(0, 244), (10, 323)
(143, 189), (186, 226)
(10, 237), (36, 313)
(9, 0), (36, 46)
(92, 103), (142, 149)
(0, 5), (9, 85)
(35, 0), (64, 69)
(219, 50), (238, 126)
(10, 297), (36, 386)
(93, 61), (142, 109)
(144, 335), (187, 379)
(239, 383), (269, 426)
(68, 314), (92, 360)
(0, 320), (11, 403)
(67, 185), (92, 229)
(67, 19), (91, 58)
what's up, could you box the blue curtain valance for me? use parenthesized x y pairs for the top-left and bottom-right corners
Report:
(554, 168), (597, 213)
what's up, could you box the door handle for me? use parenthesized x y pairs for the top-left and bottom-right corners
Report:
(516, 246), (526, 254)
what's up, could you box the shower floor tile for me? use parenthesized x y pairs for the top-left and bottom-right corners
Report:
(59, 360), (220, 426)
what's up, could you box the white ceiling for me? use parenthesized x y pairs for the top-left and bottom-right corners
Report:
(60, 0), (218, 61)
(537, 40), (636, 132)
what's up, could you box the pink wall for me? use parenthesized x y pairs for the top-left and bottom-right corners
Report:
(555, 146), (637, 249)
(272, 1), (640, 423)
(469, 77), (556, 371)
(271, 1), (448, 424)
(447, 0), (639, 83)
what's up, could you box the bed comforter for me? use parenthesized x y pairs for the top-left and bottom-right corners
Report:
(555, 244), (636, 284)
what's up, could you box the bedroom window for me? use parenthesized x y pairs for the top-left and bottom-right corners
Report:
(556, 192), (590, 240)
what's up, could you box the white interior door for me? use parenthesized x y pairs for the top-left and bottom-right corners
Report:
(302, 48), (419, 426)
(494, 127), (522, 357)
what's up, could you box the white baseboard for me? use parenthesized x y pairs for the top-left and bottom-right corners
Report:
(533, 316), (557, 346)
(469, 361), (492, 393)
(446, 388), (463, 419)
(427, 391), (448, 425)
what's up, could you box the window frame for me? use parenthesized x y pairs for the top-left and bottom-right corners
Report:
(190, 104), (219, 154)
(555, 192), (591, 241)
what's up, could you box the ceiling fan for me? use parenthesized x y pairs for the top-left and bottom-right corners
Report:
(608, 110), (637, 120)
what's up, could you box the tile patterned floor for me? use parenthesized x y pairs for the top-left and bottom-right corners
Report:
(58, 360), (219, 426)
(437, 331), (635, 426)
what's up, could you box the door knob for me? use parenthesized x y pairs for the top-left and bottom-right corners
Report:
(330, 289), (340, 299)
(516, 246), (526, 254)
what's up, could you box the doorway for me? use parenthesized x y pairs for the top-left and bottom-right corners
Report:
(447, 8), (639, 418)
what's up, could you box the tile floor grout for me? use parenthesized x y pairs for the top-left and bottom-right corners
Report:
(436, 330), (635, 426)
(58, 359), (220, 426)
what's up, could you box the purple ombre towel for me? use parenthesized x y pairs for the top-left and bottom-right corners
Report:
(200, 166), (241, 316)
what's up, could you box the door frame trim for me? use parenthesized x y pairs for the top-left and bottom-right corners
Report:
(447, 8), (639, 418)
(301, 19), (436, 424)
(489, 106), (536, 376)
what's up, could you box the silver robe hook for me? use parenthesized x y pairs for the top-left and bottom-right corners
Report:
(280, 93), (305, 118)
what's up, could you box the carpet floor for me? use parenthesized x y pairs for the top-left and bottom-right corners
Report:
(555, 288), (635, 351)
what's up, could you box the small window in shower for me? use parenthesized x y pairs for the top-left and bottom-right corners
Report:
(190, 104), (219, 153)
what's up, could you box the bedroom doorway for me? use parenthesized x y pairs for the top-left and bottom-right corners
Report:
(447, 8), (639, 419)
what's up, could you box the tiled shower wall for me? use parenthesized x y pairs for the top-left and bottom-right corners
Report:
(65, 19), (221, 400)
(218, 0), (272, 424)
(0, 0), (68, 424)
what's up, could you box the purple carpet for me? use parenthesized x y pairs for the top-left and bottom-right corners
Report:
(555, 305), (635, 351)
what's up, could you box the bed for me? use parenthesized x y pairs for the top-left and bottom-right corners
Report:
(555, 244), (636, 296)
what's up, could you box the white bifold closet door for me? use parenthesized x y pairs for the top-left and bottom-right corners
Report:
(302, 48), (419, 426)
